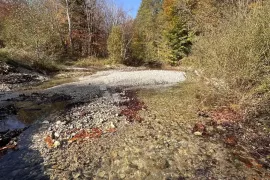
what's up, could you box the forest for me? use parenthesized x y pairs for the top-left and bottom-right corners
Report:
(2, 0), (268, 112)
(0, 0), (270, 179)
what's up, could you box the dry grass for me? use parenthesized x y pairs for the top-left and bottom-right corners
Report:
(138, 81), (234, 123)
(0, 48), (62, 73)
(182, 1), (270, 120)
(74, 57), (112, 68)
(185, 2), (270, 94)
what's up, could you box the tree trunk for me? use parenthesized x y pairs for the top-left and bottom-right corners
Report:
(65, 0), (73, 54)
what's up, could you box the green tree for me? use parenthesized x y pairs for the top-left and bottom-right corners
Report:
(163, 0), (193, 64)
(107, 26), (123, 63)
(132, 0), (164, 63)
(166, 22), (192, 64)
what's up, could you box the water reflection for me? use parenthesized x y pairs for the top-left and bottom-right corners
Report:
(0, 115), (26, 132)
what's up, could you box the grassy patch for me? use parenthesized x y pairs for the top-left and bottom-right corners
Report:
(138, 79), (240, 124)
(32, 60), (61, 74)
(138, 82), (200, 123)
(0, 48), (62, 74)
(74, 57), (112, 68)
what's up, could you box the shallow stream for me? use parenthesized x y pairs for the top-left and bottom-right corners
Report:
(0, 94), (70, 179)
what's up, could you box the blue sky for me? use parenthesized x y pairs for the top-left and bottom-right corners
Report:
(115, 0), (141, 18)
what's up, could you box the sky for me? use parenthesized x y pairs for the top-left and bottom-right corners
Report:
(115, 0), (141, 18)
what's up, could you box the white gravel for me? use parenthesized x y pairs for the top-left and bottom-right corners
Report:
(0, 70), (186, 103)
(81, 70), (186, 87)
(43, 70), (186, 101)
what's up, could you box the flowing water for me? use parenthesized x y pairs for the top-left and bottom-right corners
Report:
(0, 97), (70, 180)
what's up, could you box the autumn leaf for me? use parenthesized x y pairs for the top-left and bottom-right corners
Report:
(225, 135), (237, 146)
(44, 135), (54, 148)
(68, 128), (103, 143)
(107, 128), (117, 133)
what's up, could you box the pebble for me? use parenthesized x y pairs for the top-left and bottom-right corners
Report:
(53, 141), (61, 148)
(98, 171), (106, 178)
(194, 131), (203, 136)
(217, 125), (225, 131)
(110, 122), (116, 129)
(119, 174), (126, 179)
(54, 132), (60, 138)
(72, 172), (81, 179)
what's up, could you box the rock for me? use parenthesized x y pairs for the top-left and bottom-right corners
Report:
(66, 116), (71, 121)
(119, 174), (126, 179)
(207, 126), (214, 132)
(56, 121), (62, 125)
(217, 125), (225, 131)
(11, 169), (20, 177)
(110, 122), (116, 129)
(97, 171), (106, 178)
(72, 172), (81, 179)
(194, 131), (203, 136)
(99, 85), (107, 91)
(54, 132), (60, 138)
(110, 151), (118, 159)
(42, 120), (50, 124)
(53, 141), (61, 148)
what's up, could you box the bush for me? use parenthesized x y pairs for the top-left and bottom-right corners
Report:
(186, 2), (270, 95)
(183, 1), (270, 121)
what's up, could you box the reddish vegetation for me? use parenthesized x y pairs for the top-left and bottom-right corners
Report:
(119, 90), (147, 122)
(233, 152), (264, 169)
(45, 127), (118, 148)
(195, 107), (270, 171)
(225, 135), (238, 146)
(0, 1), (19, 19)
(210, 107), (243, 125)
(68, 128), (103, 143)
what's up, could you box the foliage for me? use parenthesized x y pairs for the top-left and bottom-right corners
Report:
(2, 1), (65, 59)
(163, 0), (193, 64)
(0, 0), (132, 66)
(131, 0), (164, 63)
(184, 0), (270, 122)
(0, 48), (61, 74)
(74, 56), (111, 67)
(187, 2), (270, 92)
(131, 0), (195, 65)
(107, 26), (124, 63)
(166, 23), (193, 64)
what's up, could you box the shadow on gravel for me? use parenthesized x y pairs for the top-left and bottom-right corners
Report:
(0, 124), (49, 180)
(0, 84), (105, 179)
(0, 79), (175, 179)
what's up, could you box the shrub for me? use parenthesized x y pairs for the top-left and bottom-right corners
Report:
(186, 2), (270, 95)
